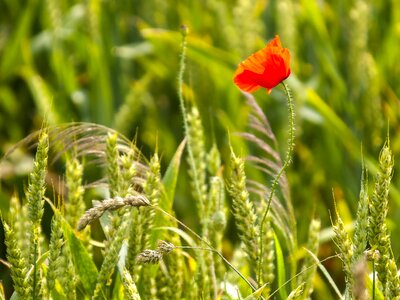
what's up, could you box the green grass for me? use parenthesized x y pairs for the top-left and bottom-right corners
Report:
(1, 0), (400, 299)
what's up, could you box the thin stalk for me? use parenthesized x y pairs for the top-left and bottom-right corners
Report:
(258, 81), (295, 283)
(372, 262), (376, 300)
(177, 26), (198, 196)
(32, 243), (38, 300)
(177, 27), (206, 220)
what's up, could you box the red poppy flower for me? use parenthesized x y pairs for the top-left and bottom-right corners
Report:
(233, 35), (291, 94)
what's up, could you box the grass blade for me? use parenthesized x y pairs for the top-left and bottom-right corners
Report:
(61, 217), (98, 296)
(274, 233), (288, 299)
(162, 139), (186, 209)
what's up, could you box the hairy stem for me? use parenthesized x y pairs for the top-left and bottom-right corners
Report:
(258, 81), (295, 283)
(177, 27), (207, 222)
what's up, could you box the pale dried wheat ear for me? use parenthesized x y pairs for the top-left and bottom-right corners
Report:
(76, 195), (150, 231)
(136, 241), (175, 265)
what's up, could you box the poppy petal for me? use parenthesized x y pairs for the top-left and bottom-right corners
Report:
(238, 48), (268, 74)
(233, 68), (263, 93)
(233, 34), (291, 93)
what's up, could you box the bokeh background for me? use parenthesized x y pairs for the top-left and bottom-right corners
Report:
(1, 0), (400, 297)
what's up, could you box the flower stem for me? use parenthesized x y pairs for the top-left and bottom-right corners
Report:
(257, 81), (295, 283)
(177, 27), (206, 223)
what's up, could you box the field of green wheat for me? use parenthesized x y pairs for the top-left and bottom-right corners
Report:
(1, 0), (400, 299)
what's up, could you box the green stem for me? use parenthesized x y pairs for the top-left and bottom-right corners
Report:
(177, 26), (206, 222)
(177, 26), (189, 130)
(257, 81), (295, 283)
(373, 261), (376, 300)
(33, 242), (37, 300)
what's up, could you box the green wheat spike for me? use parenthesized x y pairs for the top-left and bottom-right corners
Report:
(122, 269), (141, 300)
(65, 156), (91, 252)
(333, 206), (354, 298)
(47, 212), (64, 293)
(259, 215), (275, 295)
(9, 195), (30, 264)
(122, 149), (143, 276)
(208, 176), (227, 280)
(386, 258), (400, 298)
(207, 142), (221, 177)
(59, 242), (77, 299)
(368, 141), (394, 293)
(119, 149), (136, 197)
(65, 156), (86, 228)
(352, 165), (369, 264)
(93, 209), (131, 299)
(300, 219), (321, 299)
(120, 149), (140, 274)
(186, 106), (208, 226)
(106, 132), (122, 197)
(26, 130), (49, 299)
(103, 132), (123, 252)
(3, 221), (30, 299)
(142, 153), (161, 248)
(227, 148), (259, 268)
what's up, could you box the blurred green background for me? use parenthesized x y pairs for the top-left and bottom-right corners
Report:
(1, 0), (400, 297)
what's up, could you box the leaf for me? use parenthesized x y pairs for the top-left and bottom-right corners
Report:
(0, 282), (5, 300)
(50, 283), (68, 300)
(61, 217), (98, 296)
(10, 292), (19, 300)
(243, 283), (269, 300)
(274, 233), (288, 300)
(161, 139), (186, 210)
(112, 272), (124, 300)
(35, 250), (49, 269)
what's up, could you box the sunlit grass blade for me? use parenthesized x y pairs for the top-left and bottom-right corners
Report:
(274, 233), (288, 299)
(60, 217), (98, 296)
(162, 139), (186, 209)
(243, 283), (269, 300)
